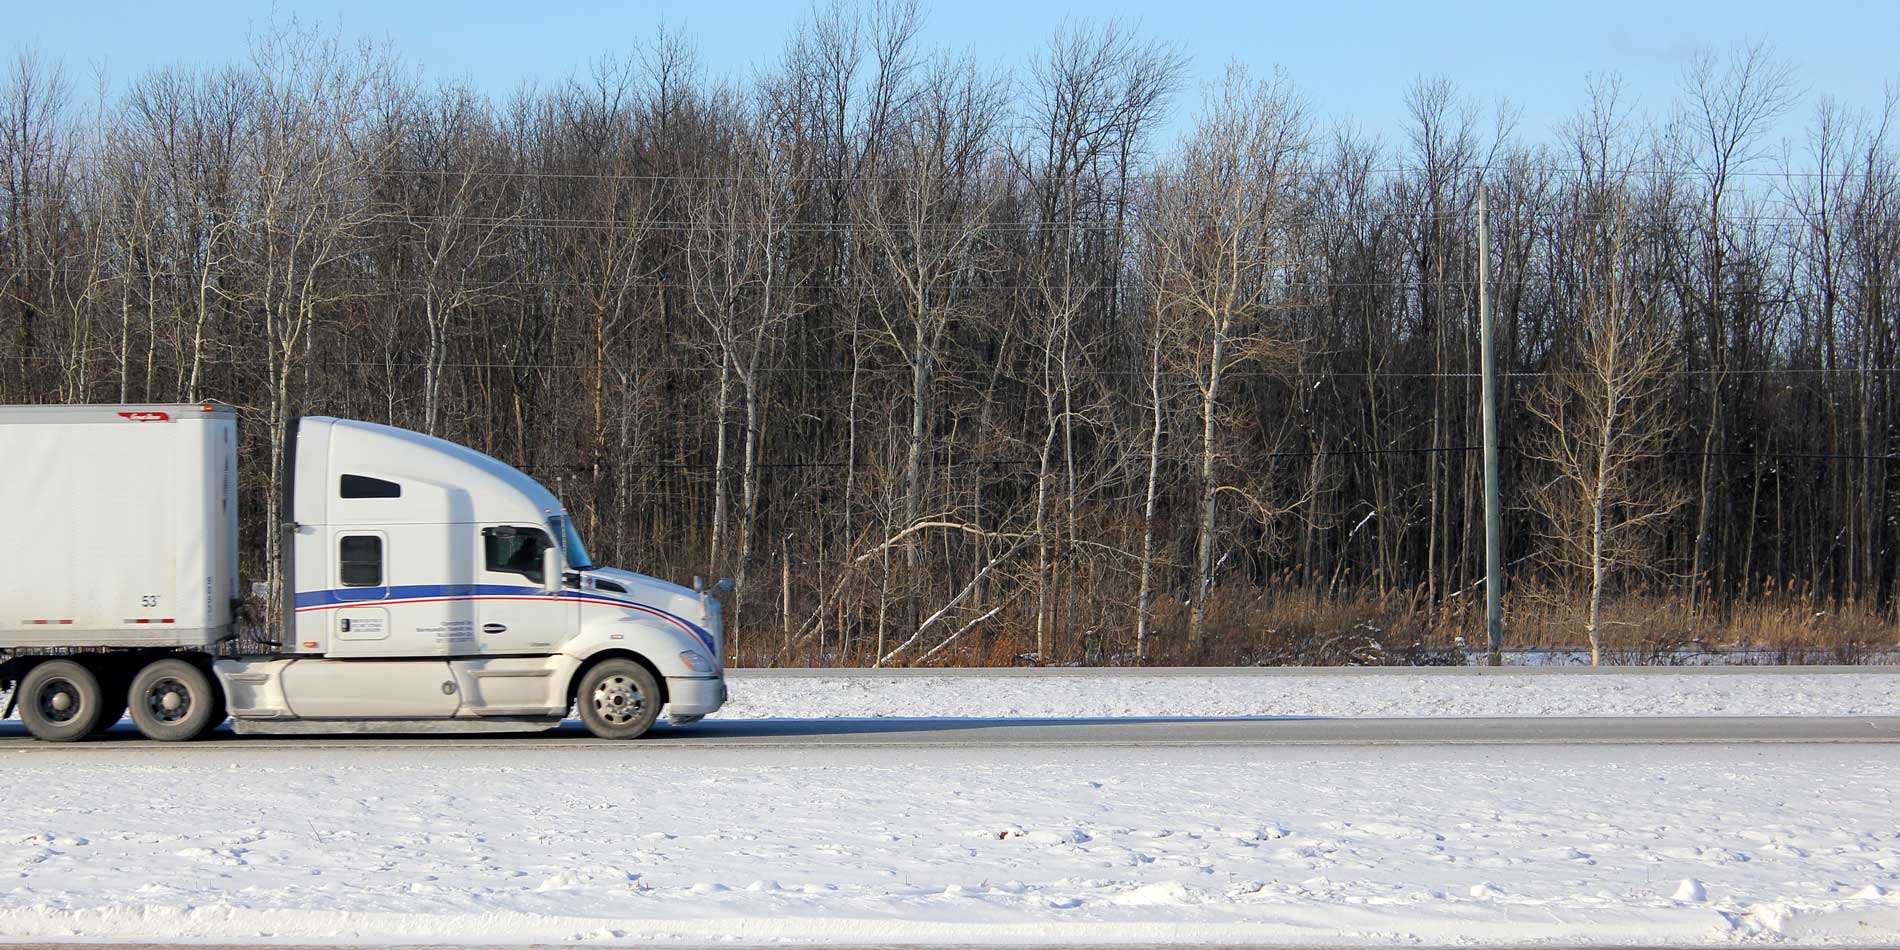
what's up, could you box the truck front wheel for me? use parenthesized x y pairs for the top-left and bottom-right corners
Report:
(127, 659), (220, 742)
(19, 660), (106, 742)
(575, 659), (662, 740)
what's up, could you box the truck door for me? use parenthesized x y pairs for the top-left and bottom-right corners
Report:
(474, 525), (570, 655)
(328, 530), (393, 654)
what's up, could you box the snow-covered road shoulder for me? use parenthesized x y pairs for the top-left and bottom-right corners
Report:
(723, 667), (1900, 719)
(1, 743), (1896, 946)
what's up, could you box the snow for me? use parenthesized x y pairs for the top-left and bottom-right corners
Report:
(1, 742), (1897, 945)
(1674, 878), (1709, 902)
(723, 669), (1900, 719)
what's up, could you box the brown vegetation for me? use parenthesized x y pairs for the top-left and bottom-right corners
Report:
(902, 583), (1896, 668)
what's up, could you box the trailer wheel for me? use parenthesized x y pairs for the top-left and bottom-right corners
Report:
(575, 659), (662, 740)
(19, 660), (106, 742)
(85, 663), (135, 736)
(89, 689), (128, 737)
(127, 659), (218, 742)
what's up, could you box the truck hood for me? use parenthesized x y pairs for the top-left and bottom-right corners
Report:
(581, 567), (723, 661)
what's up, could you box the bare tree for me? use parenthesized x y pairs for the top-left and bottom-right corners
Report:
(391, 85), (518, 435)
(685, 82), (808, 655)
(854, 52), (1004, 631)
(1678, 44), (1798, 615)
(241, 24), (390, 620)
(1146, 64), (1309, 645)
(1527, 176), (1685, 664)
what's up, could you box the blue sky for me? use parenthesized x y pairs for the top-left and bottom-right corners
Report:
(11, 0), (1895, 154)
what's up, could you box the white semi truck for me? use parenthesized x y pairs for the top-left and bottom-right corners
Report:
(0, 403), (727, 742)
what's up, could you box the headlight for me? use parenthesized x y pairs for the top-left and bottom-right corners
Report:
(678, 650), (712, 673)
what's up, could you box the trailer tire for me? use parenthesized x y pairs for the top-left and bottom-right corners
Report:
(89, 690), (128, 737)
(19, 660), (107, 742)
(87, 663), (135, 736)
(575, 659), (662, 740)
(127, 659), (218, 742)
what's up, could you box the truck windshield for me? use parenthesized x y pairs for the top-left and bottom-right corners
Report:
(549, 514), (593, 570)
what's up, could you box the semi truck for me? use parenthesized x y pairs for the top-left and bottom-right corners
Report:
(0, 403), (727, 742)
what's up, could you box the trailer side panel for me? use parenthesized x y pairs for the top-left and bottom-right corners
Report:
(0, 404), (237, 648)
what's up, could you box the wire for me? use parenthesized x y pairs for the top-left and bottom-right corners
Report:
(59, 147), (1880, 183)
(0, 264), (1492, 292)
(16, 354), (1899, 380)
(512, 445), (1900, 474)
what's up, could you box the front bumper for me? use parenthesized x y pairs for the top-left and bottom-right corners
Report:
(665, 675), (727, 716)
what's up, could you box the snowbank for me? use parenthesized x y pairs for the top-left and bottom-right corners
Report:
(0, 743), (1895, 945)
(722, 668), (1900, 719)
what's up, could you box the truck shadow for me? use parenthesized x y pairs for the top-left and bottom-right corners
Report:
(0, 715), (1315, 743)
(645, 716), (1318, 740)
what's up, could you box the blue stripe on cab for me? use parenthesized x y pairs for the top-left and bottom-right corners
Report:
(291, 582), (716, 652)
(293, 583), (541, 607)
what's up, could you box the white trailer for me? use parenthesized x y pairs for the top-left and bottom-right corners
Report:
(0, 403), (726, 741)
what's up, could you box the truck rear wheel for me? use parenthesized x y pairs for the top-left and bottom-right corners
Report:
(19, 660), (106, 742)
(127, 659), (219, 742)
(575, 659), (662, 740)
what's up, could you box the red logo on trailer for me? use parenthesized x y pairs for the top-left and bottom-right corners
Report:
(117, 411), (169, 422)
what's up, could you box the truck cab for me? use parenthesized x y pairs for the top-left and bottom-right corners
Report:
(4, 406), (721, 741)
(216, 417), (726, 738)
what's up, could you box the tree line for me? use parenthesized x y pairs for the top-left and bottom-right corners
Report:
(4, 9), (1896, 665)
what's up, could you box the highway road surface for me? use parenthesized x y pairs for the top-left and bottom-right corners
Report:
(0, 714), (1896, 750)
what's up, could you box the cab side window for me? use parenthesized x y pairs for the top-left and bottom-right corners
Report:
(340, 474), (401, 498)
(483, 527), (551, 584)
(339, 535), (384, 587)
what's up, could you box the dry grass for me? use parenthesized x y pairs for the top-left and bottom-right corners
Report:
(776, 580), (1899, 667)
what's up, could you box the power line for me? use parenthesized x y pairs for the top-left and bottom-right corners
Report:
(26, 161), (1885, 229)
(371, 163), (1831, 183)
(63, 148), (1876, 184)
(516, 444), (1900, 474)
(5, 258), (1832, 299)
(1, 263), (1492, 292)
(19, 354), (1900, 380)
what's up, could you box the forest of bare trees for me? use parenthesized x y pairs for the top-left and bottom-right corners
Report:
(4, 8), (1898, 665)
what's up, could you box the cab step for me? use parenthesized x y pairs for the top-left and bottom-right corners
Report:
(230, 717), (562, 736)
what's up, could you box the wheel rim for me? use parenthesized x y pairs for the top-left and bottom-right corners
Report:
(144, 677), (193, 724)
(36, 678), (82, 724)
(591, 674), (645, 726)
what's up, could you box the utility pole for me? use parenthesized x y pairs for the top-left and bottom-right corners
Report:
(1478, 181), (1503, 666)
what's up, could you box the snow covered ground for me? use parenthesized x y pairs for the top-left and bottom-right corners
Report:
(0, 742), (1897, 946)
(723, 667), (1900, 719)
(3, 669), (1897, 946)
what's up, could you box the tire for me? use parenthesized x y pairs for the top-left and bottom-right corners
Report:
(19, 660), (106, 742)
(204, 675), (229, 732)
(126, 659), (219, 742)
(574, 659), (662, 740)
(90, 678), (129, 737)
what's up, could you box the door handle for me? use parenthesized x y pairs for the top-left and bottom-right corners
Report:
(482, 623), (507, 634)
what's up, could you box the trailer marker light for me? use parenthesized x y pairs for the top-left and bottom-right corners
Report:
(302, 641), (317, 648)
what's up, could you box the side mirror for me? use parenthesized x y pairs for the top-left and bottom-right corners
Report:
(714, 577), (735, 592)
(541, 547), (562, 594)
